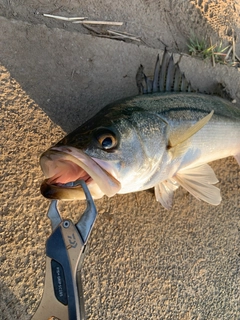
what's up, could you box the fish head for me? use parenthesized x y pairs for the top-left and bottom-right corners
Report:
(40, 98), (167, 200)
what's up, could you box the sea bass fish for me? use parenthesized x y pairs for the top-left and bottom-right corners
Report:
(40, 50), (240, 209)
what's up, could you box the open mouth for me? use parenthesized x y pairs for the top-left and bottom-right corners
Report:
(40, 146), (121, 200)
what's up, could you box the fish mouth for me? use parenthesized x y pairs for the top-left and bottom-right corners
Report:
(40, 146), (121, 200)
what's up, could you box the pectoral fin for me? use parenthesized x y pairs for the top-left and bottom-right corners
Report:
(234, 153), (240, 165)
(169, 110), (214, 159)
(155, 178), (179, 210)
(174, 164), (222, 205)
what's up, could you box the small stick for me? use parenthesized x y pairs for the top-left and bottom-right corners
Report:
(82, 24), (125, 40)
(111, 30), (139, 37)
(210, 37), (215, 67)
(98, 35), (125, 40)
(232, 31), (236, 62)
(73, 20), (123, 26)
(107, 30), (141, 41)
(225, 45), (232, 61)
(43, 14), (87, 21)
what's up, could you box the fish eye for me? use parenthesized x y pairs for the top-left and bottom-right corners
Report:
(95, 129), (117, 150)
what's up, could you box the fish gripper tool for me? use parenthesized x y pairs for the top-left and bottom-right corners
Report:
(32, 180), (97, 320)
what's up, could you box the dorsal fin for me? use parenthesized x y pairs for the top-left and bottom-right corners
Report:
(136, 49), (233, 100)
(159, 48), (171, 92)
(136, 49), (192, 94)
(152, 54), (160, 93)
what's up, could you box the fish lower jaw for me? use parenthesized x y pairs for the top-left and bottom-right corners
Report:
(40, 178), (105, 200)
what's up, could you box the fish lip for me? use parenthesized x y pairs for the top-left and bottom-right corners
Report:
(40, 146), (121, 199)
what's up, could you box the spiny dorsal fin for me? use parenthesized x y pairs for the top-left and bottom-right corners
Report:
(159, 48), (171, 92)
(166, 55), (176, 92)
(153, 54), (160, 93)
(136, 49), (192, 94)
(137, 49), (233, 100)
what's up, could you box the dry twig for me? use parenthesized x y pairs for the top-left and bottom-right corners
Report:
(225, 45), (233, 61)
(210, 38), (216, 67)
(73, 20), (123, 26)
(232, 31), (236, 63)
(43, 14), (87, 21)
(107, 30), (140, 41)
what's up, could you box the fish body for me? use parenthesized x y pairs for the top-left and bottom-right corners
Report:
(40, 52), (240, 209)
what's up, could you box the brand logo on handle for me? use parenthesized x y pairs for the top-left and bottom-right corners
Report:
(68, 233), (77, 248)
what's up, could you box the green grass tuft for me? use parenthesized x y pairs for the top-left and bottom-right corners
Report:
(187, 33), (229, 64)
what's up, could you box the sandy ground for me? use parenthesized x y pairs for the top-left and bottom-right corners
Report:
(1, 1), (240, 319)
